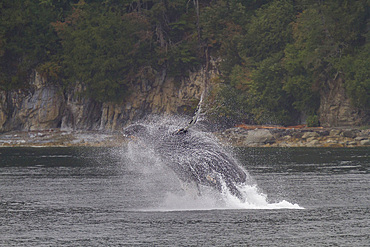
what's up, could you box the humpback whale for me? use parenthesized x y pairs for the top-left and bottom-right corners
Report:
(123, 94), (249, 199)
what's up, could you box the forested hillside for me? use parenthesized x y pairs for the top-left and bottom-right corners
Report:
(1, 0), (369, 126)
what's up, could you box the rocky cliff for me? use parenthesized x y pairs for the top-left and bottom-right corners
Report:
(0, 67), (211, 132)
(319, 77), (368, 127)
(0, 67), (368, 133)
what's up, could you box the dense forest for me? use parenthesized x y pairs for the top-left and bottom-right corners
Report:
(0, 0), (369, 126)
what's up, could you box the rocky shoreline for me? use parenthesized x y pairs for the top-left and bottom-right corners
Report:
(0, 130), (126, 147)
(216, 126), (370, 148)
(0, 126), (369, 148)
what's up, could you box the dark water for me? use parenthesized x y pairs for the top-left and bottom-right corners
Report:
(0, 147), (369, 246)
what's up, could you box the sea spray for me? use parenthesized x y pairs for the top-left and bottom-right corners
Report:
(120, 115), (303, 210)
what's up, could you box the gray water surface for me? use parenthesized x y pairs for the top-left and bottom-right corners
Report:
(0, 147), (369, 246)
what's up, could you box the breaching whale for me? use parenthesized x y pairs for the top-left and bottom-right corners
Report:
(122, 93), (249, 199)
(123, 122), (248, 199)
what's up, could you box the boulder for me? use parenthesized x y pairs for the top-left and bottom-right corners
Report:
(306, 140), (320, 147)
(355, 136), (367, 141)
(243, 129), (274, 146)
(360, 139), (370, 146)
(341, 130), (357, 138)
(302, 132), (320, 139)
(330, 129), (342, 136)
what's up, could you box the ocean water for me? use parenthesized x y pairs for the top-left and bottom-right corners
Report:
(0, 147), (369, 246)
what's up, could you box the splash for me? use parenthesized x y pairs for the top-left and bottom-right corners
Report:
(121, 115), (303, 211)
(157, 184), (302, 211)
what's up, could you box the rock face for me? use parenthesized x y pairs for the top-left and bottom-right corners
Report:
(319, 77), (368, 127)
(0, 73), (65, 131)
(97, 67), (209, 130)
(0, 67), (212, 132)
(0, 66), (369, 132)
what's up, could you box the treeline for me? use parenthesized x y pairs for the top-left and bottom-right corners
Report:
(0, 0), (369, 125)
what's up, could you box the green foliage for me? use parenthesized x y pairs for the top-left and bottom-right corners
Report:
(204, 0), (298, 125)
(203, 0), (368, 125)
(248, 53), (297, 125)
(282, 0), (368, 112)
(0, 0), (71, 90)
(0, 0), (203, 100)
(56, 2), (153, 101)
(0, 0), (368, 123)
(206, 82), (251, 127)
(150, 1), (202, 76)
(283, 43), (320, 113)
(337, 42), (370, 109)
(166, 40), (200, 77)
(201, 0), (248, 75)
(306, 114), (319, 127)
(239, 0), (294, 62)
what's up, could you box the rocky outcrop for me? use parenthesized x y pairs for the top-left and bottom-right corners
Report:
(220, 128), (275, 147)
(0, 66), (212, 132)
(97, 67), (209, 130)
(217, 127), (370, 147)
(0, 130), (125, 147)
(319, 77), (367, 127)
(0, 74), (65, 131)
(0, 64), (368, 133)
(61, 86), (102, 130)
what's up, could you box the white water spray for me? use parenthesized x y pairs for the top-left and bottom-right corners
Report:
(120, 116), (303, 211)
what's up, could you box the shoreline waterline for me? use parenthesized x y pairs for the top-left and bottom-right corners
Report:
(0, 126), (369, 148)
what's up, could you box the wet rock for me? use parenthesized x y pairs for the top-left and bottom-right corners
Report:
(302, 132), (320, 139)
(329, 129), (342, 136)
(360, 139), (370, 146)
(326, 139), (338, 144)
(319, 130), (330, 136)
(283, 135), (292, 140)
(306, 137), (318, 142)
(341, 130), (357, 138)
(306, 140), (320, 147)
(216, 126), (370, 147)
(358, 129), (370, 138)
(292, 132), (304, 138)
(243, 129), (274, 146)
(354, 136), (366, 141)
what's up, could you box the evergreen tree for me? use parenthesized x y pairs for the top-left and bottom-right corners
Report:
(0, 0), (368, 122)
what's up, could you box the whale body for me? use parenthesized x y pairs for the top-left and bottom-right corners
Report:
(123, 122), (249, 199)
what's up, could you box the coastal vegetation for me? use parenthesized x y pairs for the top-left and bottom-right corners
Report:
(0, 0), (369, 125)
